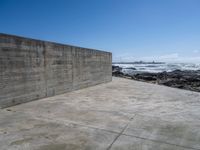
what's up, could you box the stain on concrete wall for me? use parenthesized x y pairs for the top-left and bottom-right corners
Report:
(0, 33), (112, 108)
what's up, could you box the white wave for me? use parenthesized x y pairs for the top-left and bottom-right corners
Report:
(114, 63), (200, 74)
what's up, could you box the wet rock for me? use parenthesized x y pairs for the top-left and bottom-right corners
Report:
(132, 70), (200, 92)
(112, 65), (122, 72)
(132, 73), (157, 81)
(112, 65), (124, 76)
(112, 66), (200, 92)
(112, 70), (124, 76)
(124, 67), (136, 70)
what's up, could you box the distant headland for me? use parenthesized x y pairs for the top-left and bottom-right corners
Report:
(112, 61), (165, 64)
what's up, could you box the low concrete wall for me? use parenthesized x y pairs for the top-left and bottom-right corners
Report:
(0, 33), (112, 108)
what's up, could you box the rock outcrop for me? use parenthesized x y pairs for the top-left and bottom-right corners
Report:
(112, 65), (200, 92)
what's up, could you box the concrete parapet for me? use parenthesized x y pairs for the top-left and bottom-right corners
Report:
(0, 33), (112, 108)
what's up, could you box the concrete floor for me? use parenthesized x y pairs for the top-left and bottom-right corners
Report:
(1, 77), (200, 150)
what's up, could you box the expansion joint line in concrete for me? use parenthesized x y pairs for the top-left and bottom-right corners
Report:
(121, 133), (200, 150)
(106, 113), (200, 150)
(32, 115), (200, 150)
(32, 115), (120, 134)
(120, 114), (200, 150)
(106, 115), (136, 150)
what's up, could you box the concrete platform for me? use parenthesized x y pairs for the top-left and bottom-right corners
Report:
(1, 77), (200, 150)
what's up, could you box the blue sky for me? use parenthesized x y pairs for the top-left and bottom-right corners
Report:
(1, 0), (200, 62)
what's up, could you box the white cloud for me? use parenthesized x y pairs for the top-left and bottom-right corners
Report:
(142, 54), (200, 63)
(113, 53), (200, 63)
(193, 50), (200, 54)
(141, 53), (179, 62)
(113, 53), (137, 62)
(159, 53), (179, 59)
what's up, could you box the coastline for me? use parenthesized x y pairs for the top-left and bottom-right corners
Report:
(112, 65), (200, 92)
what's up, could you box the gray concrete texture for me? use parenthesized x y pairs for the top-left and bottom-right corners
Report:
(0, 77), (200, 150)
(0, 33), (112, 108)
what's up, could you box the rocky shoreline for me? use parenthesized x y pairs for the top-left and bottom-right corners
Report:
(112, 65), (200, 92)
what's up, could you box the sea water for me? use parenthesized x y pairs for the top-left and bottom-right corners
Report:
(113, 63), (200, 75)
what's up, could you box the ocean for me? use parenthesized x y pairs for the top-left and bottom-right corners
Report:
(113, 62), (200, 75)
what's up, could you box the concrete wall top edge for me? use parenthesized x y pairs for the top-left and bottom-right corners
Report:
(0, 33), (112, 55)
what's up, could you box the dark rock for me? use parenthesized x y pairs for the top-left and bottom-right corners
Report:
(132, 73), (157, 81)
(112, 65), (200, 92)
(157, 71), (167, 80)
(112, 70), (124, 76)
(112, 65), (122, 72)
(112, 65), (124, 76)
(124, 67), (136, 70)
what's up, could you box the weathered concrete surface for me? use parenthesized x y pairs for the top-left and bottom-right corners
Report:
(0, 33), (112, 108)
(1, 77), (200, 150)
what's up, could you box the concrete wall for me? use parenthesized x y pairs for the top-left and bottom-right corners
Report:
(0, 33), (112, 108)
